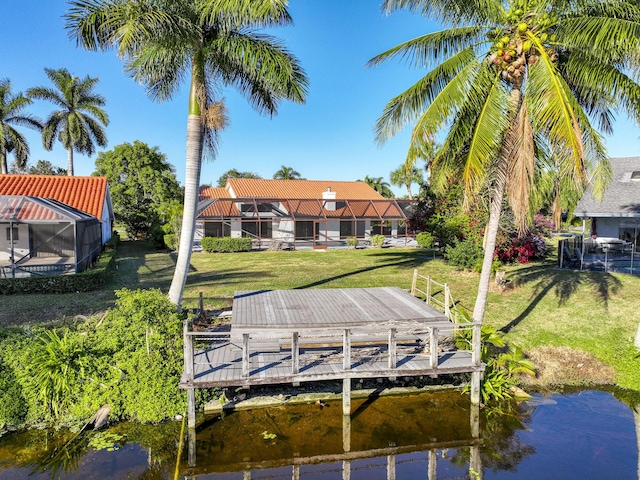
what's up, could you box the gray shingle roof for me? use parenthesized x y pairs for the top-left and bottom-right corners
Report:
(574, 157), (640, 217)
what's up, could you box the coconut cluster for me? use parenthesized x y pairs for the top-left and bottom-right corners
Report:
(487, 9), (559, 85)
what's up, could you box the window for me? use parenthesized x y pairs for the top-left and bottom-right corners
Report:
(632, 171), (640, 180)
(241, 222), (258, 238)
(340, 221), (354, 238)
(204, 222), (230, 238)
(6, 227), (18, 241)
(295, 221), (314, 240)
(371, 221), (391, 235)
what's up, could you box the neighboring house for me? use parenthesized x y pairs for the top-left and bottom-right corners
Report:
(197, 178), (414, 249)
(0, 175), (114, 277)
(574, 157), (640, 246)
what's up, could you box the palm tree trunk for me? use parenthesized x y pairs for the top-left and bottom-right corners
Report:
(405, 182), (413, 200)
(472, 163), (507, 323)
(67, 147), (74, 176)
(0, 150), (7, 174)
(168, 114), (204, 306)
(472, 87), (521, 324)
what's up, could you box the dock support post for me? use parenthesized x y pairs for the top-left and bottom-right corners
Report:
(429, 327), (438, 369)
(242, 334), (250, 377)
(292, 332), (299, 374)
(388, 328), (397, 369)
(471, 322), (481, 405)
(411, 269), (418, 296)
(342, 378), (351, 415)
(471, 371), (481, 405)
(187, 424), (196, 468)
(444, 283), (451, 319)
(343, 329), (351, 370)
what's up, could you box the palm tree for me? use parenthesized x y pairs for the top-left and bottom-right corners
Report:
(273, 165), (302, 180)
(27, 68), (109, 176)
(390, 164), (423, 199)
(66, 0), (308, 306)
(361, 175), (395, 198)
(371, 0), (640, 323)
(0, 79), (41, 174)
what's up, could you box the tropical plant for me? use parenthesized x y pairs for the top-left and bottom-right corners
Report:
(27, 68), (109, 176)
(273, 165), (302, 180)
(360, 175), (395, 198)
(390, 163), (423, 199)
(94, 141), (183, 243)
(216, 168), (262, 187)
(25, 329), (90, 419)
(455, 318), (535, 402)
(370, 0), (640, 323)
(0, 79), (41, 174)
(370, 234), (386, 248)
(66, 0), (308, 306)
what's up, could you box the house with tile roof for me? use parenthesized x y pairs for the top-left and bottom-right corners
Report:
(0, 175), (114, 276)
(196, 178), (414, 249)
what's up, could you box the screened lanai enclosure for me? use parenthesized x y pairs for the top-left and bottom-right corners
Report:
(196, 197), (416, 250)
(0, 196), (102, 278)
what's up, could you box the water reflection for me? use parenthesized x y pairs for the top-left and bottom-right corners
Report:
(0, 389), (637, 479)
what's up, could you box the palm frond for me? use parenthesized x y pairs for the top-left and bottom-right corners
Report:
(367, 26), (486, 69)
(504, 100), (536, 235)
(382, 0), (504, 27)
(374, 48), (477, 143)
(207, 30), (308, 115)
(526, 34), (585, 180)
(198, 0), (293, 29)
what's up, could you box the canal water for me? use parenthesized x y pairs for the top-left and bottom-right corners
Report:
(0, 388), (637, 479)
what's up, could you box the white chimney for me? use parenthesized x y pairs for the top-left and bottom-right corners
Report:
(322, 187), (336, 211)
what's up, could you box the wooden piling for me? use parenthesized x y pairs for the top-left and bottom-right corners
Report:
(342, 378), (351, 415)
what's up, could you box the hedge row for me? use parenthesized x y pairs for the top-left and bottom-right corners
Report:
(201, 237), (252, 253)
(0, 235), (119, 295)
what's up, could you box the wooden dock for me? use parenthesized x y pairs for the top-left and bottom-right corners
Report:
(181, 282), (483, 429)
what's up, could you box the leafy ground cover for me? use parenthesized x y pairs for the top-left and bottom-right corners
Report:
(2, 240), (639, 391)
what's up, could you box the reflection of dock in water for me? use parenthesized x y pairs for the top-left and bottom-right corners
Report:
(185, 390), (482, 479)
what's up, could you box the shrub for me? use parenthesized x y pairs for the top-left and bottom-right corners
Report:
(163, 234), (177, 251)
(495, 234), (548, 264)
(370, 234), (386, 248)
(416, 232), (435, 248)
(444, 238), (483, 270)
(346, 236), (359, 248)
(201, 237), (252, 253)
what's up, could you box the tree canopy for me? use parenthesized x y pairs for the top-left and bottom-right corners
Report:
(0, 79), (41, 174)
(372, 0), (640, 322)
(273, 165), (302, 180)
(66, 0), (308, 306)
(216, 168), (262, 187)
(94, 141), (183, 243)
(27, 68), (109, 176)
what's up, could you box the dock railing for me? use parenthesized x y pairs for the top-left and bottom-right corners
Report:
(182, 319), (480, 387)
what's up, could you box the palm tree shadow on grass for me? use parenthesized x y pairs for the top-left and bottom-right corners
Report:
(500, 262), (622, 333)
(294, 250), (437, 290)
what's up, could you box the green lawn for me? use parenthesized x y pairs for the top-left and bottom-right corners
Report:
(3, 239), (639, 391)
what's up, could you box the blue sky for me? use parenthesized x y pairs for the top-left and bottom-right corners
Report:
(3, 1), (640, 196)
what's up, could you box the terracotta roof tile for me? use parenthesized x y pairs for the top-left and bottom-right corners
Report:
(226, 178), (385, 200)
(199, 186), (231, 201)
(0, 175), (108, 220)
